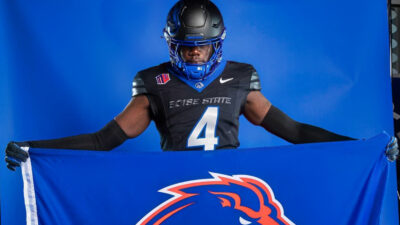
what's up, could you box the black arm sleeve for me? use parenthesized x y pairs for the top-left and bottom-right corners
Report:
(26, 120), (129, 151)
(261, 106), (355, 144)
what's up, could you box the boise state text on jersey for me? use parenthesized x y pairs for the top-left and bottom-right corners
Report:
(132, 61), (261, 151)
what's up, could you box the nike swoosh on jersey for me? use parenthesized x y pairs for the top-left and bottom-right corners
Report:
(219, 77), (234, 84)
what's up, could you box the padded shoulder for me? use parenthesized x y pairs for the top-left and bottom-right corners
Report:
(225, 61), (261, 91)
(132, 62), (170, 97)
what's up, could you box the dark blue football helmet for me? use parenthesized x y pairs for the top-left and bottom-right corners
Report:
(164, 0), (226, 80)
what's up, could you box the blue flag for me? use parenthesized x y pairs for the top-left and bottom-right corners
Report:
(20, 133), (397, 225)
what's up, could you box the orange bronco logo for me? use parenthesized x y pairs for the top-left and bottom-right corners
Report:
(138, 172), (294, 225)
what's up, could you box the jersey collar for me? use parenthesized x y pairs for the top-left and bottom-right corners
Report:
(168, 60), (227, 93)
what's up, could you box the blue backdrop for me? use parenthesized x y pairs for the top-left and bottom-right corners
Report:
(0, 0), (395, 224)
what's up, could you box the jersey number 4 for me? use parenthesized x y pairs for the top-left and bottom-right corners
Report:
(187, 107), (219, 151)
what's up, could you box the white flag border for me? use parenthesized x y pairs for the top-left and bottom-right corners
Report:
(21, 147), (39, 225)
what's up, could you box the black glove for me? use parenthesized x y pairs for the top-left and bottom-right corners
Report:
(386, 137), (399, 162)
(5, 142), (30, 171)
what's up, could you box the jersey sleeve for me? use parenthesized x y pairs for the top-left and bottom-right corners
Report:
(249, 67), (261, 91)
(132, 73), (148, 97)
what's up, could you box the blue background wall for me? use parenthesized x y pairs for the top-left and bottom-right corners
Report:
(0, 0), (395, 224)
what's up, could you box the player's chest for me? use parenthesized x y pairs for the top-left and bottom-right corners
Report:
(154, 77), (246, 115)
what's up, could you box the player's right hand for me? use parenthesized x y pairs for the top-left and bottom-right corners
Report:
(386, 137), (399, 162)
(5, 142), (29, 171)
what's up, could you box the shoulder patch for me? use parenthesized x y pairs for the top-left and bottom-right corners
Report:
(155, 73), (171, 85)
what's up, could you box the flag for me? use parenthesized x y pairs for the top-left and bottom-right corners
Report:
(20, 133), (398, 225)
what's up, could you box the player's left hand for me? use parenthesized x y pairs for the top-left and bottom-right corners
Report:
(386, 136), (399, 162)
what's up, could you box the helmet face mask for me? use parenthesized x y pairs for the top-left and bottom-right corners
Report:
(164, 0), (226, 80)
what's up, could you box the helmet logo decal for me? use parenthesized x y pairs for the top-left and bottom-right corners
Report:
(138, 172), (295, 225)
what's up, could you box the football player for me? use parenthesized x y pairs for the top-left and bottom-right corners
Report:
(5, 0), (398, 171)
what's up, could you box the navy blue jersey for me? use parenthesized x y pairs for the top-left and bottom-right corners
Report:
(132, 60), (261, 151)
